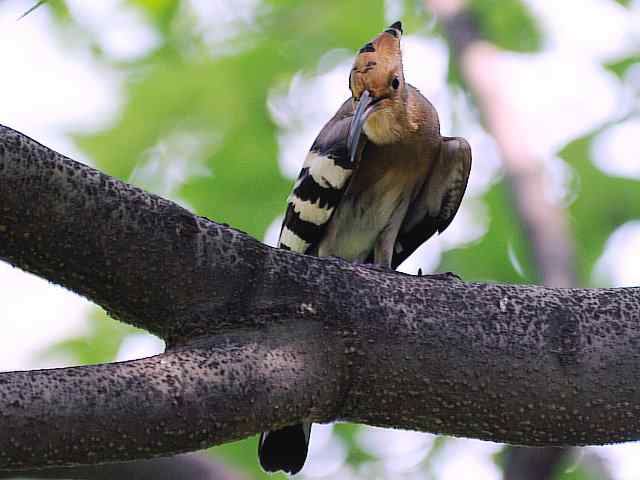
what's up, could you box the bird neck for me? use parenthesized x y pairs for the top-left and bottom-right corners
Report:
(363, 92), (410, 146)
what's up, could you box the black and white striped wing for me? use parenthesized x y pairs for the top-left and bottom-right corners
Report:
(392, 136), (472, 269)
(279, 99), (357, 254)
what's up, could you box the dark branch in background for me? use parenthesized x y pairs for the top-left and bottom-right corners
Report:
(503, 448), (613, 480)
(1, 126), (640, 472)
(426, 0), (579, 477)
(0, 454), (244, 480)
(503, 448), (568, 480)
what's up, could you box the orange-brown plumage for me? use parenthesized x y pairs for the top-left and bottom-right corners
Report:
(351, 29), (403, 100)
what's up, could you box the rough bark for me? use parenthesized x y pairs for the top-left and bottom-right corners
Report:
(1, 125), (640, 471)
(0, 454), (244, 480)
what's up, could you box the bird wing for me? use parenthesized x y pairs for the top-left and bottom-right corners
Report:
(391, 136), (472, 269)
(279, 98), (361, 254)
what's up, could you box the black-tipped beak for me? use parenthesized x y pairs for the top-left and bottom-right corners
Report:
(348, 90), (373, 164)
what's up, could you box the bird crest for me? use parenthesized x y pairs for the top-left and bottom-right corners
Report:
(350, 21), (404, 99)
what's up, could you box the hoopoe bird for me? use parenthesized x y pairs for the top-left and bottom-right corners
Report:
(259, 21), (471, 475)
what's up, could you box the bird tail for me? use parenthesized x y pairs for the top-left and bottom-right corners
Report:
(258, 423), (311, 475)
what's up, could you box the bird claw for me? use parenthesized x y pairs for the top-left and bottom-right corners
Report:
(415, 269), (462, 281)
(430, 271), (462, 282)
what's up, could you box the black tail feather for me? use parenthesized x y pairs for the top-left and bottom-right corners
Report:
(258, 423), (311, 475)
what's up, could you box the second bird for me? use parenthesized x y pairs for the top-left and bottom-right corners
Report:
(259, 21), (472, 475)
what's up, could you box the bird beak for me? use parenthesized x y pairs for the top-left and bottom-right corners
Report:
(348, 90), (373, 164)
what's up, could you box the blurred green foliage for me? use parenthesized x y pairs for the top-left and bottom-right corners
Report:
(563, 132), (640, 284)
(42, 309), (143, 365)
(468, 0), (541, 52)
(20, 0), (639, 478)
(76, 0), (385, 239)
(605, 55), (640, 78)
(333, 423), (376, 467)
(440, 181), (538, 284)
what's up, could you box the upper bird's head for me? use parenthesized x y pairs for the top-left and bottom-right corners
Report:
(348, 21), (406, 159)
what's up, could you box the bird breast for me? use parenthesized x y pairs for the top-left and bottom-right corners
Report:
(318, 144), (424, 261)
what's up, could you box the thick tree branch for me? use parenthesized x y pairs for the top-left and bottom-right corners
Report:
(0, 454), (245, 480)
(0, 329), (340, 470)
(1, 125), (640, 471)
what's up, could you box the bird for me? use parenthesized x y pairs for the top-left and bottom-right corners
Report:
(258, 20), (471, 475)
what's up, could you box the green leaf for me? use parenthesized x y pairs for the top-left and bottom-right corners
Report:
(561, 131), (640, 285)
(604, 55), (640, 78)
(334, 423), (375, 467)
(553, 454), (603, 480)
(127, 0), (181, 33)
(41, 309), (144, 365)
(468, 0), (542, 52)
(211, 436), (283, 479)
(439, 181), (537, 284)
(75, 1), (386, 240)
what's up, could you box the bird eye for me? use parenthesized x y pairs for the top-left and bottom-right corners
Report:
(391, 77), (400, 90)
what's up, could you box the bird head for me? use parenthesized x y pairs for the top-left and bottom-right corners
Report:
(348, 21), (405, 161)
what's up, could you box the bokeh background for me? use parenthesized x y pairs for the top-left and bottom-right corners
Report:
(0, 0), (639, 479)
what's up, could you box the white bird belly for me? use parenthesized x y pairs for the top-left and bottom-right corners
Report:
(318, 183), (408, 262)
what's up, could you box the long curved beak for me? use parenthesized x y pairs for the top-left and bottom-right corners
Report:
(347, 90), (373, 164)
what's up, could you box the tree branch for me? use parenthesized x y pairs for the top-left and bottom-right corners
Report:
(0, 454), (245, 480)
(1, 125), (640, 470)
(0, 329), (340, 470)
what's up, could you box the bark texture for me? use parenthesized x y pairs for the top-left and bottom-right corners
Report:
(1, 125), (640, 471)
(0, 454), (245, 480)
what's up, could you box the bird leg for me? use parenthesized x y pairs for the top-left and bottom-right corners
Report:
(374, 200), (409, 267)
